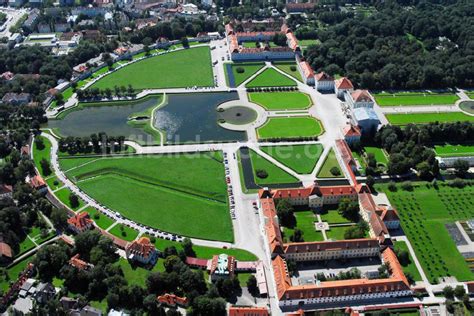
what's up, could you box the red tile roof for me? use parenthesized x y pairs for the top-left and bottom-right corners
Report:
(284, 238), (379, 254)
(343, 124), (362, 137)
(68, 254), (93, 270)
(229, 306), (269, 316)
(0, 184), (13, 195)
(376, 207), (400, 222)
(157, 294), (189, 307)
(299, 61), (314, 79)
(228, 34), (239, 53)
(286, 32), (300, 51)
(369, 211), (388, 237)
(0, 242), (12, 258)
(125, 237), (155, 259)
(315, 71), (334, 81)
(67, 212), (93, 231)
(225, 23), (234, 35)
(185, 256), (209, 268)
(351, 90), (374, 103)
(30, 175), (46, 189)
(335, 77), (354, 90)
(382, 247), (409, 286)
(359, 192), (377, 212)
(272, 255), (292, 300)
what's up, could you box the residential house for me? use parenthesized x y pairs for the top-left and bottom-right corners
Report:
(125, 237), (158, 265)
(228, 306), (269, 316)
(69, 254), (94, 270)
(0, 184), (13, 199)
(335, 77), (354, 98)
(0, 71), (15, 81)
(2, 93), (31, 106)
(34, 282), (56, 304)
(315, 72), (335, 92)
(156, 293), (189, 307)
(67, 212), (94, 234)
(28, 175), (47, 193)
(22, 9), (40, 32)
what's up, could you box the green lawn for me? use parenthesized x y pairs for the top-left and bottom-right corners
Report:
(260, 144), (323, 174)
(298, 39), (321, 47)
(33, 135), (52, 177)
(273, 62), (303, 82)
(46, 176), (62, 190)
(152, 238), (257, 261)
(109, 223), (139, 242)
(386, 112), (474, 125)
(91, 47), (213, 90)
(317, 149), (344, 178)
(257, 117), (323, 140)
(249, 150), (299, 185)
(364, 147), (388, 165)
(246, 68), (297, 88)
(283, 211), (324, 242)
(54, 187), (86, 211)
(59, 157), (100, 172)
(0, 256), (33, 292)
(374, 92), (459, 106)
(320, 211), (351, 224)
(117, 257), (163, 287)
(326, 226), (354, 240)
(18, 236), (35, 255)
(393, 241), (423, 282)
(225, 62), (265, 87)
(378, 182), (474, 282)
(434, 144), (474, 157)
(82, 206), (114, 230)
(62, 153), (233, 242)
(248, 92), (312, 110)
(237, 272), (253, 287)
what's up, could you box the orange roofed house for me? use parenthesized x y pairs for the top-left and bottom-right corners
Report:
(157, 293), (189, 308)
(335, 77), (354, 99)
(68, 254), (94, 271)
(67, 212), (94, 234)
(345, 89), (375, 109)
(28, 175), (47, 194)
(315, 72), (335, 92)
(228, 306), (269, 316)
(125, 237), (158, 265)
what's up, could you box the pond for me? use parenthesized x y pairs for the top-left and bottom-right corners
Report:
(153, 92), (247, 143)
(48, 97), (160, 145)
(48, 92), (247, 145)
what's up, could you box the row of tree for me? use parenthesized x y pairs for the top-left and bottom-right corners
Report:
(57, 133), (127, 156)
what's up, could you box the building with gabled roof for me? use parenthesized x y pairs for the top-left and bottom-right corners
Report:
(297, 60), (315, 85)
(156, 293), (189, 307)
(125, 237), (158, 265)
(335, 77), (354, 98)
(67, 212), (94, 234)
(343, 124), (362, 144)
(0, 184), (13, 199)
(0, 242), (13, 264)
(28, 175), (47, 193)
(286, 32), (300, 53)
(210, 254), (235, 281)
(315, 72), (335, 92)
(352, 107), (380, 134)
(68, 254), (94, 271)
(346, 89), (374, 109)
(229, 306), (269, 316)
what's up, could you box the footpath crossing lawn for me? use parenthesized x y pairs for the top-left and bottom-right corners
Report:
(225, 62), (264, 87)
(316, 149), (344, 178)
(260, 144), (323, 174)
(82, 206), (114, 230)
(61, 153), (233, 242)
(91, 47), (213, 90)
(373, 92), (459, 106)
(257, 117), (323, 140)
(393, 241), (423, 282)
(249, 149), (299, 185)
(386, 112), (474, 125)
(283, 211), (324, 242)
(434, 144), (474, 157)
(379, 182), (474, 282)
(0, 256), (32, 292)
(273, 62), (303, 82)
(248, 91), (312, 110)
(246, 68), (297, 88)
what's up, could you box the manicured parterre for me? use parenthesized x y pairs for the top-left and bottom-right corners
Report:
(225, 62), (264, 87)
(434, 144), (474, 157)
(248, 91), (312, 110)
(91, 47), (213, 90)
(364, 146), (389, 165)
(273, 62), (303, 82)
(374, 92), (459, 106)
(249, 149), (299, 185)
(246, 68), (297, 88)
(316, 149), (343, 178)
(260, 144), (323, 174)
(257, 116), (323, 140)
(385, 112), (474, 125)
(283, 211), (324, 242)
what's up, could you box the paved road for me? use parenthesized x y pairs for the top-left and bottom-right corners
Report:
(0, 8), (28, 39)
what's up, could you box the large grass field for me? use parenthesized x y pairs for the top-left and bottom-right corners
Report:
(33, 135), (52, 178)
(246, 68), (297, 88)
(317, 149), (344, 178)
(248, 92), (312, 110)
(109, 223), (139, 242)
(257, 117), (323, 140)
(273, 62), (303, 82)
(225, 62), (264, 87)
(393, 241), (423, 282)
(434, 144), (474, 157)
(379, 182), (474, 282)
(249, 149), (298, 185)
(60, 153), (233, 242)
(374, 92), (459, 106)
(260, 144), (323, 174)
(283, 211), (324, 242)
(91, 47), (213, 90)
(386, 112), (474, 125)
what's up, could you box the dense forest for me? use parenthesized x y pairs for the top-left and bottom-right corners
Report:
(304, 0), (474, 90)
